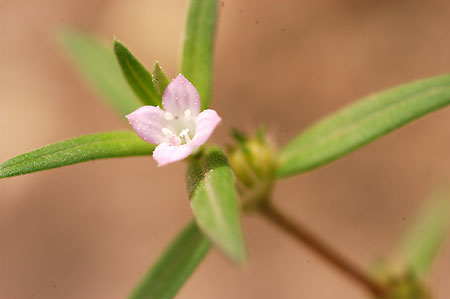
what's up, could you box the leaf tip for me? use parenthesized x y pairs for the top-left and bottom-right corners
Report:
(230, 244), (248, 266)
(113, 38), (124, 53)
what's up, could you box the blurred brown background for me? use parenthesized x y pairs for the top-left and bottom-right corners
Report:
(1, 0), (450, 298)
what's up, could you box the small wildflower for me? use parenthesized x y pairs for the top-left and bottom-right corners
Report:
(126, 74), (221, 166)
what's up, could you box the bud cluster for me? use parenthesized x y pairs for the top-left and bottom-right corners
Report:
(227, 128), (278, 211)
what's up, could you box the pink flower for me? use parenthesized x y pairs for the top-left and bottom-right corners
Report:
(126, 74), (221, 166)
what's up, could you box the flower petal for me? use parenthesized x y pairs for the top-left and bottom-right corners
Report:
(126, 106), (167, 144)
(191, 109), (222, 147)
(162, 74), (201, 117)
(153, 143), (193, 166)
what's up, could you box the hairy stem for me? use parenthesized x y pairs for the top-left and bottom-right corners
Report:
(259, 201), (386, 297)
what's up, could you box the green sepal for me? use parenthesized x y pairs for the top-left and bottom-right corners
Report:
(152, 61), (170, 97)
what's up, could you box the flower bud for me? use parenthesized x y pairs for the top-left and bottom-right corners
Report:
(227, 129), (278, 211)
(372, 266), (431, 299)
(380, 272), (431, 299)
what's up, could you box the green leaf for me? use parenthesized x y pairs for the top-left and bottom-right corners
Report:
(152, 61), (170, 97)
(277, 74), (450, 178)
(130, 220), (210, 299)
(400, 191), (450, 277)
(114, 40), (162, 107)
(0, 131), (154, 178)
(58, 29), (141, 116)
(181, 0), (219, 110)
(186, 147), (247, 263)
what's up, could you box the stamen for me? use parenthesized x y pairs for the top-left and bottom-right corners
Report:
(162, 128), (173, 136)
(179, 128), (192, 143)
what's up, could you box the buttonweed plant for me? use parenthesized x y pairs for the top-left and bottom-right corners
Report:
(1, 1), (450, 298)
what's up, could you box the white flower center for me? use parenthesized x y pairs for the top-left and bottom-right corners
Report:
(164, 112), (174, 120)
(161, 109), (196, 146)
(184, 109), (191, 119)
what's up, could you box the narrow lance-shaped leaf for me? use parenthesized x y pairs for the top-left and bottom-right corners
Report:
(186, 147), (247, 263)
(152, 61), (170, 97)
(278, 74), (450, 178)
(181, 0), (219, 110)
(130, 220), (210, 299)
(0, 131), (154, 178)
(399, 191), (450, 277)
(114, 40), (162, 107)
(58, 29), (141, 115)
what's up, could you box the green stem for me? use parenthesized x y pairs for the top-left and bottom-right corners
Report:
(259, 201), (386, 297)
